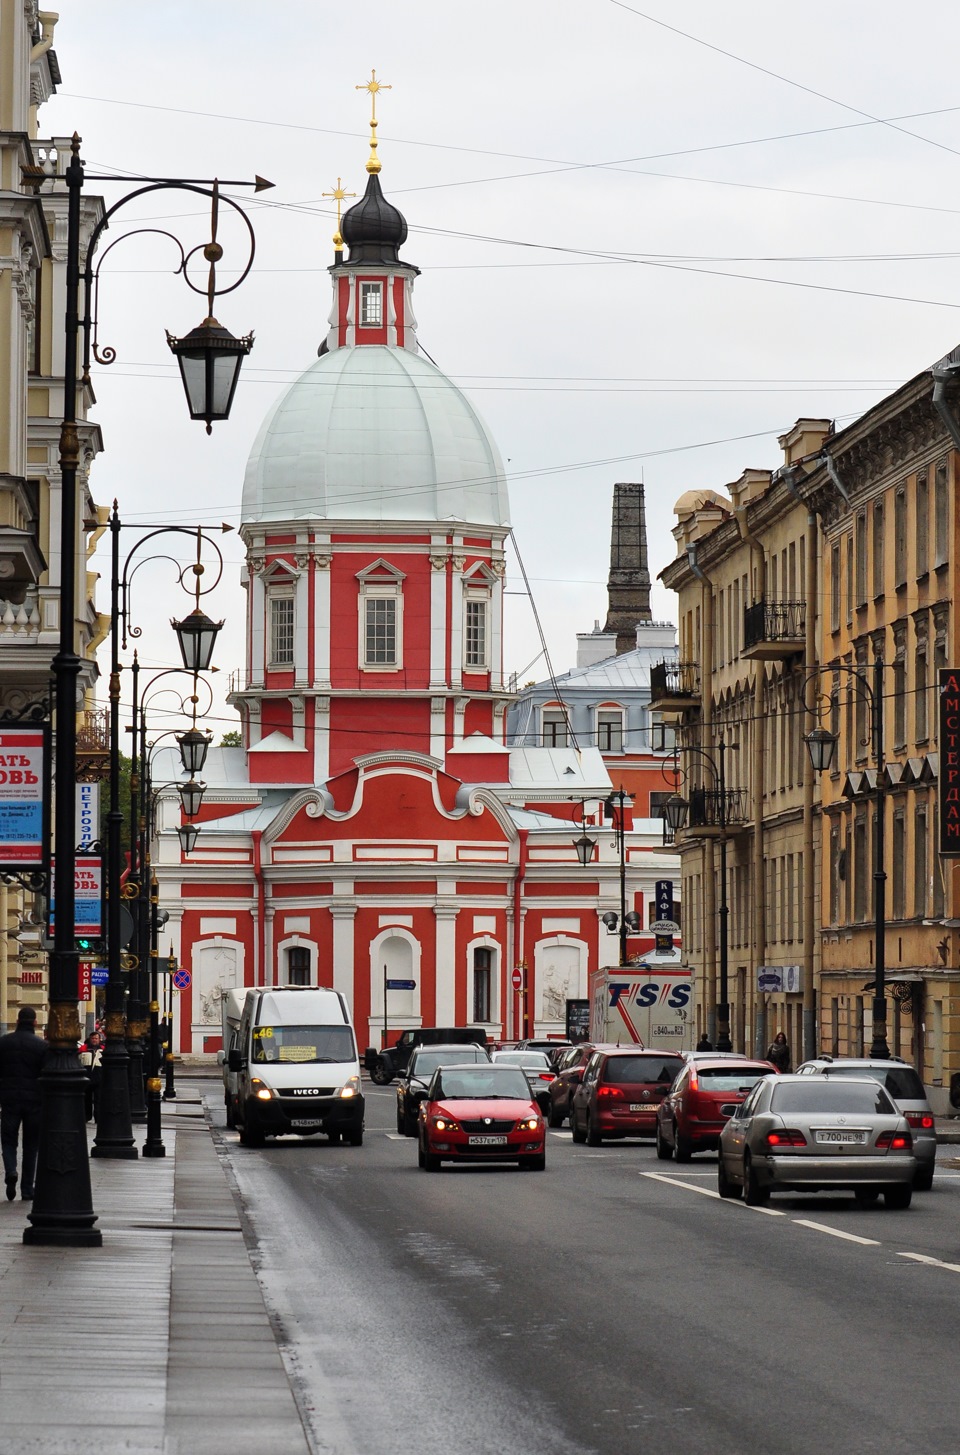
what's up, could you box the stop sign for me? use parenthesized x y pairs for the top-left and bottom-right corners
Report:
(511, 967), (523, 992)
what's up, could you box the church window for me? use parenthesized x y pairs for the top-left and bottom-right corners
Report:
(363, 592), (399, 667)
(269, 593), (295, 667)
(464, 598), (487, 669)
(541, 709), (568, 747)
(286, 945), (311, 987)
(596, 709), (623, 752)
(360, 281), (383, 327)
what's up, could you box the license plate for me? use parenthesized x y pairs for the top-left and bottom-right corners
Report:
(815, 1129), (867, 1145)
(468, 1135), (507, 1146)
(291, 1119), (322, 1130)
(630, 1103), (657, 1112)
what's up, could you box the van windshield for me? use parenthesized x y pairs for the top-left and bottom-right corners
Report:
(252, 1025), (356, 1065)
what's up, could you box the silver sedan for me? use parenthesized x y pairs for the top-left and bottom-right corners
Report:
(718, 1074), (916, 1209)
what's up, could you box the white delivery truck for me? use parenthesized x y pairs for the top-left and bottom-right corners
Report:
(218, 988), (247, 1129)
(588, 961), (693, 1050)
(228, 986), (364, 1147)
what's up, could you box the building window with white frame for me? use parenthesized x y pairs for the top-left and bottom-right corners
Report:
(464, 596), (488, 669)
(269, 593), (295, 667)
(360, 280), (383, 327)
(541, 708), (568, 747)
(473, 946), (492, 1022)
(286, 945), (311, 987)
(364, 593), (399, 667)
(596, 708), (623, 752)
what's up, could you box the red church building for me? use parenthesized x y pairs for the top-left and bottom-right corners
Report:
(153, 148), (681, 1057)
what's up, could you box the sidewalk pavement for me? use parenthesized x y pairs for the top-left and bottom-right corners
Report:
(0, 1075), (312, 1455)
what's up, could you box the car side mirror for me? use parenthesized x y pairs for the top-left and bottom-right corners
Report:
(216, 1050), (225, 1067)
(228, 1047), (244, 1073)
(536, 1091), (551, 1114)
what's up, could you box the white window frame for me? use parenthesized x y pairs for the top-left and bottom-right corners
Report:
(463, 594), (489, 670)
(541, 708), (568, 748)
(268, 590), (295, 668)
(359, 583), (402, 671)
(359, 280), (384, 328)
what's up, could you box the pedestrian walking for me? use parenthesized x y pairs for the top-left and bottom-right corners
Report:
(696, 1033), (713, 1052)
(80, 1030), (103, 1122)
(0, 1006), (47, 1200)
(766, 1030), (791, 1073)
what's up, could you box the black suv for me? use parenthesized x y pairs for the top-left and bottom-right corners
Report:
(395, 1043), (491, 1135)
(364, 1027), (488, 1085)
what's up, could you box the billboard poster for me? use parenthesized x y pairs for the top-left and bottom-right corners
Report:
(76, 783), (99, 849)
(940, 669), (960, 856)
(50, 855), (102, 936)
(0, 727), (46, 867)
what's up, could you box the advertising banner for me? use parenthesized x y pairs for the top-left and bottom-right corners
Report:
(50, 855), (102, 936)
(940, 669), (960, 856)
(0, 727), (46, 867)
(76, 783), (99, 849)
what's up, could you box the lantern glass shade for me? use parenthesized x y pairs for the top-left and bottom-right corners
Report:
(662, 794), (689, 833)
(166, 318), (253, 432)
(805, 726), (838, 774)
(172, 607), (223, 673)
(177, 822), (200, 854)
(176, 727), (211, 776)
(178, 779), (205, 818)
(573, 832), (597, 867)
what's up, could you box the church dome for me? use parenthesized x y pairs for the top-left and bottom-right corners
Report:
(241, 345), (511, 527)
(340, 172), (408, 265)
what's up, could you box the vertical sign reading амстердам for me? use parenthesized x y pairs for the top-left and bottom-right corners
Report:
(939, 669), (960, 855)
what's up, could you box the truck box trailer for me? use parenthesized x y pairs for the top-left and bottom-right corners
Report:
(588, 963), (693, 1050)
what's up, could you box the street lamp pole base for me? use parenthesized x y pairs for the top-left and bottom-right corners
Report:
(91, 1036), (139, 1159)
(716, 1002), (733, 1053)
(24, 1056), (102, 1248)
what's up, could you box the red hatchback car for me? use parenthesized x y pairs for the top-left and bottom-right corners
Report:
(417, 1062), (546, 1171)
(656, 1056), (777, 1161)
(570, 1048), (687, 1146)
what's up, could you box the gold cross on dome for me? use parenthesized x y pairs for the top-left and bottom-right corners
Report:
(323, 177), (356, 249)
(355, 68), (392, 174)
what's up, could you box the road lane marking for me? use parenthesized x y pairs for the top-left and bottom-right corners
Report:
(898, 1252), (960, 1274)
(793, 1219), (880, 1246)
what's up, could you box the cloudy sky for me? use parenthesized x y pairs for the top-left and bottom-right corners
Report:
(39, 2), (960, 735)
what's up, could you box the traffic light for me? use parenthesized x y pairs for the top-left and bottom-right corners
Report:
(75, 936), (103, 955)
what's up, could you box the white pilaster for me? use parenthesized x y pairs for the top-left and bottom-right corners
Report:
(433, 904), (458, 1024)
(294, 543), (309, 687)
(314, 550), (332, 688)
(429, 539), (447, 687)
(331, 903), (357, 1007)
(314, 696), (330, 782)
(251, 568), (265, 688)
(430, 696), (447, 760)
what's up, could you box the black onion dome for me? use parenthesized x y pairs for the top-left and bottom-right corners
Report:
(341, 172), (408, 265)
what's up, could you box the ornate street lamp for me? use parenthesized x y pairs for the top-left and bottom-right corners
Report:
(167, 318), (253, 433)
(662, 793), (690, 835)
(573, 832), (597, 866)
(177, 823), (200, 854)
(177, 779), (205, 818)
(176, 727), (212, 777)
(803, 725), (838, 775)
(171, 607), (224, 674)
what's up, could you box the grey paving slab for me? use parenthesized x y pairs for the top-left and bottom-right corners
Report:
(0, 1079), (312, 1455)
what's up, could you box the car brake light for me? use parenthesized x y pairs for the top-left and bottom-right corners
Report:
(766, 1130), (807, 1147)
(876, 1130), (912, 1150)
(688, 1072), (699, 1091)
(905, 1112), (934, 1130)
(538, 1073), (556, 1083)
(597, 1085), (624, 1099)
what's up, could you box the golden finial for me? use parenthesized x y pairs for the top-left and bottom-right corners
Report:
(323, 177), (357, 250)
(355, 68), (391, 174)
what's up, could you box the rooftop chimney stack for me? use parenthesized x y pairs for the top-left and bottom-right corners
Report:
(602, 482), (652, 655)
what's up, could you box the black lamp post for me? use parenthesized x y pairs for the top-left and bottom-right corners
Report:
(24, 136), (266, 1246)
(662, 738), (734, 1052)
(604, 790), (642, 967)
(805, 657), (889, 1060)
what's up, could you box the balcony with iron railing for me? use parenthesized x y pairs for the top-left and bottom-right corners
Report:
(684, 785), (749, 836)
(742, 599), (806, 661)
(649, 659), (701, 715)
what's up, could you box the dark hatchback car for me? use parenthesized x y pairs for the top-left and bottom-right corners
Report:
(656, 1056), (777, 1161)
(547, 1043), (619, 1127)
(571, 1048), (687, 1146)
(395, 1043), (490, 1136)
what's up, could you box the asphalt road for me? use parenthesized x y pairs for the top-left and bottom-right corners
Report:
(211, 1082), (960, 1455)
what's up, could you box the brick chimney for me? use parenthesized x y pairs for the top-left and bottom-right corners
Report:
(602, 482), (652, 655)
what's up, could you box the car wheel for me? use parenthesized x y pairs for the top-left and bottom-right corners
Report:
(655, 1123), (672, 1161)
(743, 1153), (769, 1206)
(417, 1141), (426, 1168)
(521, 1153), (546, 1171)
(370, 1059), (393, 1086)
(239, 1123), (265, 1149)
(344, 1126), (363, 1147)
(883, 1184), (912, 1210)
(913, 1166), (934, 1192)
(328, 1130), (342, 1145)
(571, 1112), (587, 1144)
(586, 1115), (603, 1148)
(396, 1105), (405, 1134)
(403, 1114), (417, 1138)
(672, 1127), (693, 1163)
(422, 1147), (441, 1172)
(717, 1154), (741, 1200)
(547, 1102), (564, 1128)
(854, 1188), (880, 1206)
(225, 1095), (236, 1130)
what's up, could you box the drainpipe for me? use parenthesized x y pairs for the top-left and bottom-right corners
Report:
(252, 829), (266, 987)
(31, 13), (58, 64)
(513, 828), (529, 1041)
(686, 543), (717, 1047)
(733, 506), (767, 1056)
(820, 452), (849, 507)
(931, 365), (960, 451)
(781, 466), (820, 1062)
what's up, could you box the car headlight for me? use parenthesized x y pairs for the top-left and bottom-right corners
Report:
(431, 1115), (461, 1133)
(517, 1116), (542, 1132)
(250, 1078), (272, 1101)
(338, 1076), (362, 1099)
